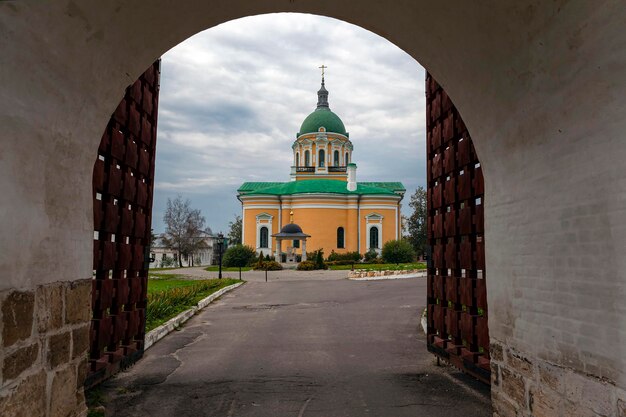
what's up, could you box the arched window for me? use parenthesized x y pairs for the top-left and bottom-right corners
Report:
(259, 226), (269, 248)
(305, 150), (310, 166)
(369, 227), (379, 249)
(318, 149), (325, 167)
(345, 152), (349, 164)
(334, 150), (340, 166)
(295, 152), (300, 167)
(337, 227), (345, 248)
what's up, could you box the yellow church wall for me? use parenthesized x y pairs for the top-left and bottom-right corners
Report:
(242, 206), (280, 252)
(359, 207), (400, 253)
(287, 207), (352, 255)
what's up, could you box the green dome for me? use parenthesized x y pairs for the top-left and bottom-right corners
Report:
(298, 108), (347, 136)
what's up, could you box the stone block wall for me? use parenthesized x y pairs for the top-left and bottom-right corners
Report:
(0, 280), (91, 417)
(490, 339), (626, 417)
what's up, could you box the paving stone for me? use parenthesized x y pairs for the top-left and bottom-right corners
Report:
(529, 384), (562, 417)
(506, 348), (533, 379)
(2, 342), (39, 381)
(501, 366), (527, 409)
(50, 365), (78, 417)
(491, 390), (520, 417)
(36, 283), (64, 333)
(65, 280), (92, 325)
(0, 371), (46, 417)
(490, 341), (504, 362)
(47, 330), (71, 369)
(72, 325), (90, 360)
(537, 361), (565, 394)
(2, 291), (35, 347)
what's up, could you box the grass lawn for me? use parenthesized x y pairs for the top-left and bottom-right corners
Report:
(328, 262), (426, 271)
(204, 266), (253, 272)
(146, 277), (240, 331)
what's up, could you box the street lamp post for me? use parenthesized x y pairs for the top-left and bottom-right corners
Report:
(217, 233), (224, 279)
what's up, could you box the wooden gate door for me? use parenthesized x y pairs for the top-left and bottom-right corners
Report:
(425, 73), (490, 384)
(88, 61), (160, 387)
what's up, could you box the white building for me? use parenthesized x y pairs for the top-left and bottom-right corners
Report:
(149, 229), (222, 268)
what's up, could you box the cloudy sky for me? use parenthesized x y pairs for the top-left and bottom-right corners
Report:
(152, 13), (426, 235)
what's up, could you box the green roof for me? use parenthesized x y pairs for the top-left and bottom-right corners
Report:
(359, 182), (406, 192)
(237, 182), (285, 192)
(238, 180), (404, 196)
(298, 108), (347, 136)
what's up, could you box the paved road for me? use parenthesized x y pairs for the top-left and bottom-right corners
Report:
(101, 275), (491, 417)
(154, 266), (351, 282)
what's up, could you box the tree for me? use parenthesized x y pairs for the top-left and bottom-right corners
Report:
(222, 244), (256, 280)
(382, 239), (416, 264)
(222, 244), (256, 268)
(162, 195), (206, 267)
(227, 215), (242, 245)
(406, 186), (427, 258)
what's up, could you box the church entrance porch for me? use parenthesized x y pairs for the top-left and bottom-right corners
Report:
(272, 218), (310, 263)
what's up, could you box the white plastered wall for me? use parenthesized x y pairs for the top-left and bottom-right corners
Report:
(0, 0), (625, 403)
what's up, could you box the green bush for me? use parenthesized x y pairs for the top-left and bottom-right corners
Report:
(382, 239), (416, 264)
(222, 244), (256, 268)
(252, 260), (283, 271)
(296, 260), (317, 270)
(364, 249), (378, 263)
(314, 249), (327, 270)
(325, 260), (356, 266)
(327, 250), (361, 262)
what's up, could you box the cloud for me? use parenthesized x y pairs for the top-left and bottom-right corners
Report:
(152, 13), (426, 234)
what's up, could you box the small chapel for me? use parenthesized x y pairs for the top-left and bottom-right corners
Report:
(237, 70), (405, 261)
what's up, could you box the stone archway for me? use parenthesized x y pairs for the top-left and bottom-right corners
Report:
(1, 2), (625, 416)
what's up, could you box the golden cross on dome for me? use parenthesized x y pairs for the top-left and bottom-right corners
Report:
(290, 210), (294, 223)
(319, 64), (327, 79)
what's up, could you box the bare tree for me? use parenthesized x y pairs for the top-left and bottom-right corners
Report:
(162, 196), (206, 267)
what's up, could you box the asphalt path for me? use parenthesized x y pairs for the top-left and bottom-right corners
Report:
(101, 273), (491, 417)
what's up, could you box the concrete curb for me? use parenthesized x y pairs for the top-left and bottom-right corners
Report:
(348, 270), (427, 281)
(144, 281), (244, 350)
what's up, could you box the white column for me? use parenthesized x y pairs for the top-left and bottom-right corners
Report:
(274, 238), (281, 261)
(302, 240), (307, 261)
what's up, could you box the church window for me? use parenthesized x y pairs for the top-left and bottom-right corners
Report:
(345, 152), (349, 164)
(260, 226), (269, 248)
(296, 152), (300, 166)
(305, 150), (310, 166)
(319, 149), (325, 167)
(334, 150), (340, 166)
(293, 239), (300, 248)
(337, 227), (345, 248)
(369, 227), (379, 249)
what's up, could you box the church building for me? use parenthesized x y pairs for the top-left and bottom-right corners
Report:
(237, 72), (405, 261)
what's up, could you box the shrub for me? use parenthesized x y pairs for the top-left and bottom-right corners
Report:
(326, 260), (356, 266)
(327, 250), (361, 262)
(364, 249), (378, 263)
(222, 244), (256, 268)
(314, 249), (327, 270)
(159, 256), (176, 268)
(252, 260), (283, 270)
(382, 239), (416, 264)
(296, 260), (317, 270)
